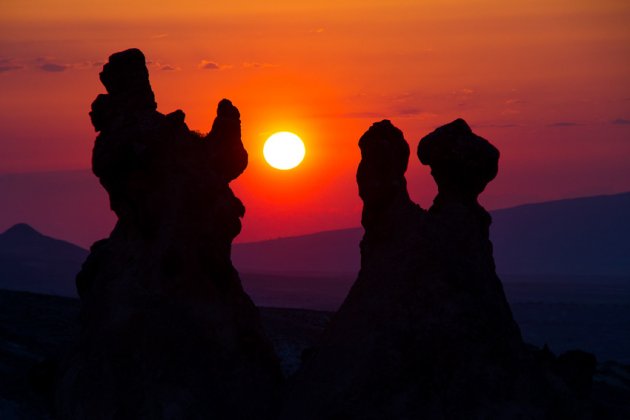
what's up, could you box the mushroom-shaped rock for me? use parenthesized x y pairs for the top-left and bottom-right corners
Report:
(418, 118), (498, 206)
(281, 119), (593, 420)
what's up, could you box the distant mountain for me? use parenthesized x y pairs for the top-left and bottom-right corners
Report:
(0, 223), (87, 297)
(234, 191), (630, 277)
(0, 170), (115, 248)
(491, 192), (630, 276)
(2, 192), (629, 300)
(233, 228), (362, 275)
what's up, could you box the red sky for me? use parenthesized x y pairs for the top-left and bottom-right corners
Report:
(1, 0), (629, 245)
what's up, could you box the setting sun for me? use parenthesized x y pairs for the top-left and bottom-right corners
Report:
(263, 132), (306, 170)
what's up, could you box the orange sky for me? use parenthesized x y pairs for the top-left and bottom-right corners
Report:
(1, 0), (629, 242)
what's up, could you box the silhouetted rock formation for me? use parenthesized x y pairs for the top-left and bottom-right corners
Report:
(281, 119), (595, 419)
(356, 120), (415, 233)
(418, 118), (499, 208)
(56, 49), (283, 420)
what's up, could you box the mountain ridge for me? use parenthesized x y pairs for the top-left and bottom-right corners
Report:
(233, 191), (630, 276)
(0, 222), (88, 296)
(1, 190), (629, 299)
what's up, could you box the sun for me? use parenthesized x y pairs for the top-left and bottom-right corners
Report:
(263, 132), (306, 170)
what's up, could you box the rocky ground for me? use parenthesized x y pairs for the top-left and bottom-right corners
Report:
(1, 288), (629, 419)
(0, 289), (329, 419)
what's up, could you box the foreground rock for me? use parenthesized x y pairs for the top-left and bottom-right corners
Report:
(55, 49), (283, 419)
(2, 289), (629, 419)
(281, 120), (597, 419)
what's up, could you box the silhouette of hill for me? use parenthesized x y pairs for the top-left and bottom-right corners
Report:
(0, 169), (114, 248)
(4, 224), (627, 368)
(1, 192), (628, 303)
(492, 192), (630, 276)
(0, 223), (87, 296)
(233, 228), (362, 275)
(233, 191), (630, 277)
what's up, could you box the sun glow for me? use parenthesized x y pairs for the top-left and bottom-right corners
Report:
(263, 132), (306, 170)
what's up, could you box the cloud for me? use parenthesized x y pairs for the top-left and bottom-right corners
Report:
(150, 61), (179, 71)
(342, 111), (381, 119)
(0, 58), (23, 73)
(198, 60), (233, 70)
(477, 123), (519, 128)
(548, 121), (579, 127)
(501, 109), (521, 116)
(199, 60), (220, 70)
(70, 61), (101, 70)
(242, 62), (278, 69)
(328, 108), (430, 120)
(451, 88), (476, 108)
(0, 65), (21, 73)
(1, 57), (108, 73)
(611, 118), (630, 125)
(39, 63), (67, 72)
(394, 107), (423, 117)
(311, 111), (381, 119)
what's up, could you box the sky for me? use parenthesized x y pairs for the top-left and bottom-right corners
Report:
(1, 0), (629, 245)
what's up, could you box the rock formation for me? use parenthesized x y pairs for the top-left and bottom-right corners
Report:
(281, 119), (594, 419)
(56, 49), (283, 419)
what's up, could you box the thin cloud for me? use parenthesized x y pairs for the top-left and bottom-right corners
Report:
(611, 118), (630, 125)
(0, 65), (21, 73)
(39, 63), (67, 72)
(342, 111), (381, 119)
(2, 57), (108, 73)
(548, 122), (580, 127)
(452, 88), (476, 108)
(394, 107), (423, 117)
(243, 62), (278, 69)
(0, 58), (23, 73)
(71, 61), (101, 70)
(477, 123), (520, 128)
(149, 61), (180, 71)
(330, 109), (431, 120)
(312, 111), (381, 119)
